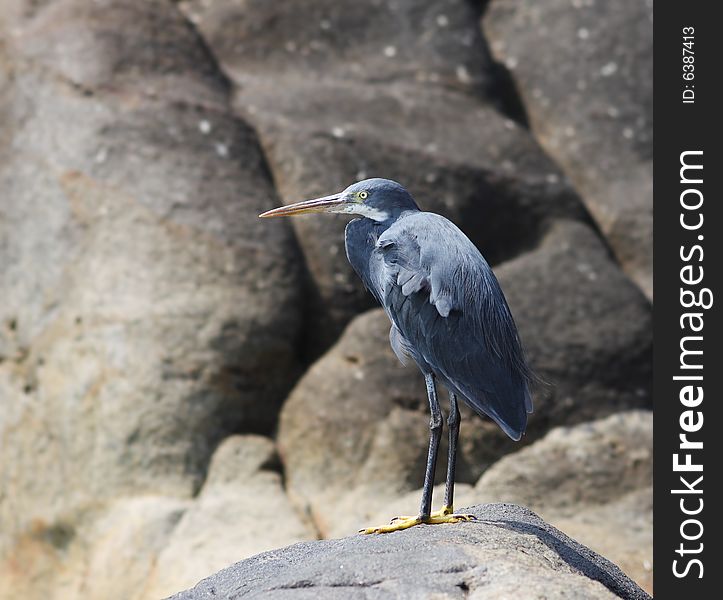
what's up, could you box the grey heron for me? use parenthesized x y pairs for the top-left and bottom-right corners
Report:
(260, 178), (534, 533)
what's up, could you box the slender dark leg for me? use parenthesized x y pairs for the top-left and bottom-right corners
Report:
(443, 391), (460, 510)
(359, 375), (472, 533)
(419, 372), (443, 519)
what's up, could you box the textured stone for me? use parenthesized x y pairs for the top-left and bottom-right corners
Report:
(484, 0), (653, 298)
(472, 411), (653, 592)
(180, 0), (494, 93)
(170, 503), (650, 600)
(0, 495), (188, 600)
(277, 310), (431, 538)
(0, 0), (303, 588)
(142, 436), (316, 599)
(473, 411), (653, 512)
(365, 412), (653, 593)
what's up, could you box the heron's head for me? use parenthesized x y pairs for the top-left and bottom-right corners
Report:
(259, 178), (419, 222)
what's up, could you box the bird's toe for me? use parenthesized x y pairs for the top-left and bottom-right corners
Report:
(359, 515), (422, 534)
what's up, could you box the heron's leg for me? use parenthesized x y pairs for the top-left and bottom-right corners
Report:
(419, 372), (443, 518)
(361, 375), (472, 533)
(426, 391), (473, 521)
(443, 391), (460, 511)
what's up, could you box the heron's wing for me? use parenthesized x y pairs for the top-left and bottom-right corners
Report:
(376, 213), (533, 440)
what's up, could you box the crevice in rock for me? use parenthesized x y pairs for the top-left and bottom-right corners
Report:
(473, 0), (530, 128)
(474, 3), (652, 307)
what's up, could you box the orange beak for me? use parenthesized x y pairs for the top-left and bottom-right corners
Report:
(259, 193), (347, 218)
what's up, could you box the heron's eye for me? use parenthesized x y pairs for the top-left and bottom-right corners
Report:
(358, 191), (368, 200)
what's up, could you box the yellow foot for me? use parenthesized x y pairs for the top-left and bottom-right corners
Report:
(360, 506), (476, 534)
(359, 515), (422, 534)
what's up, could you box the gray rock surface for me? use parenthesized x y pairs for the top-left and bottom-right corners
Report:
(484, 0), (653, 299)
(0, 0), (305, 592)
(495, 221), (652, 431)
(180, 0), (494, 93)
(169, 503), (651, 600)
(142, 436), (316, 599)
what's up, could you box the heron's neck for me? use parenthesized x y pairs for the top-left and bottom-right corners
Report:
(357, 207), (420, 226)
(348, 204), (392, 222)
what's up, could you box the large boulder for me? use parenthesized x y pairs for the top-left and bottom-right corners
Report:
(171, 503), (651, 600)
(0, 0), (302, 583)
(495, 220), (652, 432)
(473, 411), (653, 512)
(180, 0), (495, 92)
(473, 411), (653, 593)
(483, 0), (653, 299)
(0, 436), (316, 600)
(179, 0), (589, 353)
(278, 219), (651, 538)
(142, 436), (316, 599)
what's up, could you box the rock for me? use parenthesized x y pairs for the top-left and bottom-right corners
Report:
(483, 0), (653, 299)
(496, 221), (652, 432)
(179, 0), (495, 94)
(473, 411), (652, 512)
(473, 411), (653, 593)
(170, 503), (651, 600)
(0, 0), (303, 589)
(0, 495), (189, 600)
(142, 436), (317, 599)
(0, 435), (317, 600)
(65, 496), (191, 600)
(278, 221), (651, 537)
(552, 488), (653, 596)
(180, 0), (588, 353)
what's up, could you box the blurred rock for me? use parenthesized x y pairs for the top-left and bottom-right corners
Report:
(142, 435), (316, 599)
(0, 495), (188, 600)
(278, 222), (651, 537)
(474, 411), (652, 512)
(472, 410), (653, 593)
(0, 436), (316, 600)
(180, 0), (589, 353)
(496, 220), (652, 432)
(171, 503), (651, 600)
(0, 0), (302, 577)
(552, 488), (653, 596)
(68, 496), (190, 600)
(484, 0), (653, 299)
(180, 0), (494, 94)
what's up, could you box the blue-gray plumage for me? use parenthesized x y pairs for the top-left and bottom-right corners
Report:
(260, 178), (534, 533)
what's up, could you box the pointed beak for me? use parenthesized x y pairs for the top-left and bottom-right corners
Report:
(259, 193), (347, 218)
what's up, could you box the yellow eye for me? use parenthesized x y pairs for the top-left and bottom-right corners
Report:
(358, 191), (368, 200)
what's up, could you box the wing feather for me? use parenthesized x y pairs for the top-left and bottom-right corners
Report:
(371, 213), (534, 440)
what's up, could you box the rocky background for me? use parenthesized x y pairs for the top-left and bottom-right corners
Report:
(0, 0), (652, 598)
